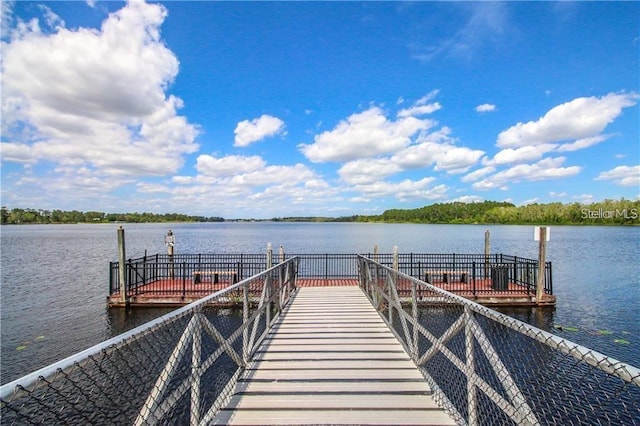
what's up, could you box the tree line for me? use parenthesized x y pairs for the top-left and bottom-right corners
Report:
(2, 199), (638, 225)
(356, 199), (639, 225)
(0, 208), (224, 224)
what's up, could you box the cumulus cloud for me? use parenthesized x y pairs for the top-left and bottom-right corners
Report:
(335, 124), (484, 185)
(489, 144), (557, 165)
(461, 166), (496, 183)
(596, 165), (640, 187)
(557, 134), (610, 152)
(475, 103), (496, 113)
(234, 114), (285, 147)
(1, 1), (199, 177)
(196, 154), (266, 178)
(472, 157), (581, 190)
(299, 106), (434, 162)
(338, 158), (401, 185)
(228, 163), (315, 187)
(393, 128), (484, 173)
(353, 178), (447, 201)
(497, 93), (638, 148)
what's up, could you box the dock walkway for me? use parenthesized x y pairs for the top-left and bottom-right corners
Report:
(213, 286), (455, 425)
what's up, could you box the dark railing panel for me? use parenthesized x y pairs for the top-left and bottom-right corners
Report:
(109, 253), (553, 298)
(289, 254), (359, 279)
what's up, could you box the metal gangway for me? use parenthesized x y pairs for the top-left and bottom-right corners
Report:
(1, 256), (639, 425)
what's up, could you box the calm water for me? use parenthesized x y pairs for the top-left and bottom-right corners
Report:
(1, 223), (638, 383)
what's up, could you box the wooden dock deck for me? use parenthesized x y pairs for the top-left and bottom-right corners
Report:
(108, 277), (554, 307)
(213, 286), (455, 425)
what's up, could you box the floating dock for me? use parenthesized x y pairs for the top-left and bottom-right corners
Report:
(107, 252), (555, 308)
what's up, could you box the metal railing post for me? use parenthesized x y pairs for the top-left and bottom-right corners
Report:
(182, 263), (186, 299)
(243, 283), (249, 363)
(465, 305), (478, 426)
(411, 280), (418, 358)
(265, 275), (272, 328)
(472, 261), (476, 297)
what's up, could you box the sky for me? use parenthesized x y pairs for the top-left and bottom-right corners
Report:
(1, 1), (639, 219)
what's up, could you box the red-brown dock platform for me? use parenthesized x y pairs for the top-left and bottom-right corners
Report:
(107, 277), (555, 308)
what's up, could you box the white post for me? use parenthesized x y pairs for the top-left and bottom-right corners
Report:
(267, 242), (273, 269)
(536, 227), (547, 304)
(165, 229), (175, 279)
(373, 244), (379, 262)
(279, 245), (285, 263)
(117, 226), (127, 304)
(484, 229), (490, 257)
(392, 245), (399, 271)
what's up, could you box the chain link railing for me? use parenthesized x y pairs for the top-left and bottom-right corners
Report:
(1, 257), (299, 425)
(358, 255), (640, 425)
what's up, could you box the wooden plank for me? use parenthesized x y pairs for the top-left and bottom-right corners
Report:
(235, 380), (431, 393)
(223, 394), (442, 409)
(214, 286), (455, 425)
(214, 409), (455, 425)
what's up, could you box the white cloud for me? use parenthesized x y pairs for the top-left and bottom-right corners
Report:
(1, 1), (199, 179)
(549, 191), (567, 198)
(229, 163), (316, 187)
(472, 157), (581, 190)
(475, 103), (496, 113)
(397, 90), (441, 117)
(450, 195), (485, 203)
(299, 106), (434, 162)
(39, 5), (65, 30)
(416, 90), (440, 105)
(233, 114), (285, 147)
(353, 178), (447, 201)
(393, 129), (484, 173)
(596, 165), (640, 187)
(338, 158), (401, 185)
(335, 123), (484, 185)
(497, 93), (638, 148)
(397, 103), (441, 118)
(557, 134), (610, 152)
(489, 144), (557, 165)
(461, 166), (496, 183)
(1, 1), (14, 39)
(196, 154), (266, 178)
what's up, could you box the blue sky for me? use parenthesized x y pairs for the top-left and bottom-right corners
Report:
(1, 1), (638, 219)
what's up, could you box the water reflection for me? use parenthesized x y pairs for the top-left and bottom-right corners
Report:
(493, 306), (556, 333)
(107, 307), (177, 337)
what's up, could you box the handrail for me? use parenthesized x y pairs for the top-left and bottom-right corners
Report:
(1, 257), (300, 424)
(357, 255), (640, 425)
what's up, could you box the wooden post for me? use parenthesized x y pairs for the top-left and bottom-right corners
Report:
(536, 227), (547, 304)
(484, 229), (490, 257)
(266, 243), (273, 269)
(373, 244), (379, 262)
(392, 245), (399, 271)
(117, 226), (127, 304)
(279, 245), (285, 263)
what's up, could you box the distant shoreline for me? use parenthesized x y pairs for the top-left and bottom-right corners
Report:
(2, 199), (638, 226)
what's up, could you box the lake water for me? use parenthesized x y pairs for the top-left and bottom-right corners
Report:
(1, 222), (638, 384)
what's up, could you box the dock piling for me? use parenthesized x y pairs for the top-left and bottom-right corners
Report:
(117, 226), (127, 305)
(536, 227), (547, 303)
